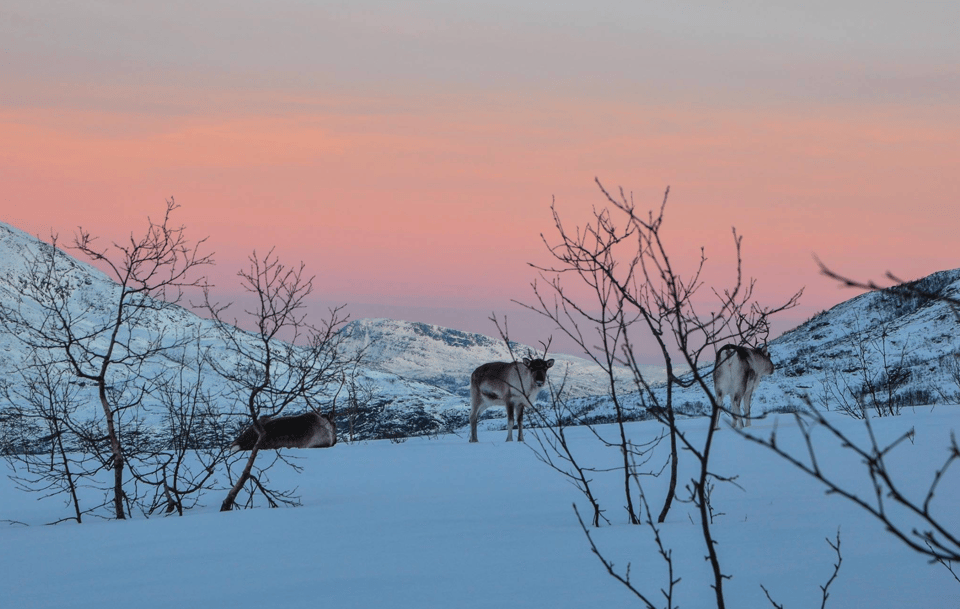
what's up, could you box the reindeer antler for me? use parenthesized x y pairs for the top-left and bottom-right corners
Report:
(539, 335), (553, 359)
(754, 305), (771, 348)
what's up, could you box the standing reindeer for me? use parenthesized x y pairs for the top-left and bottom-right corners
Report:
(469, 356), (554, 443)
(230, 411), (337, 451)
(712, 344), (774, 429)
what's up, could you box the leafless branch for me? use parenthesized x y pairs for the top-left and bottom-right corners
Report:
(740, 404), (960, 563)
(208, 249), (353, 511)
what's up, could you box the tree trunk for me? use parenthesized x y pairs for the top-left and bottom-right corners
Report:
(55, 426), (83, 524)
(658, 373), (678, 523)
(99, 388), (125, 520)
(658, 419), (679, 523)
(221, 445), (261, 511)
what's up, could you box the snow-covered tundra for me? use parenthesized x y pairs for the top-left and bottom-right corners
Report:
(2, 409), (958, 608)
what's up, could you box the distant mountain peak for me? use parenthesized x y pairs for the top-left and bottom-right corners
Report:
(338, 316), (636, 398)
(342, 318), (519, 352)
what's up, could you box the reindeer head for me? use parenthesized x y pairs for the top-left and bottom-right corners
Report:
(522, 357), (555, 387)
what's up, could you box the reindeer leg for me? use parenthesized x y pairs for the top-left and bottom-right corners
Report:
(469, 412), (479, 442)
(731, 393), (744, 430)
(517, 403), (525, 443)
(505, 401), (515, 442)
(742, 383), (757, 429)
(469, 386), (480, 443)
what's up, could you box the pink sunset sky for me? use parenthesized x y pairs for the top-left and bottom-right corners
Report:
(2, 2), (958, 360)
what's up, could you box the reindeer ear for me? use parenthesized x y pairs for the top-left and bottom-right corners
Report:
(545, 359), (555, 368)
(522, 357), (532, 366)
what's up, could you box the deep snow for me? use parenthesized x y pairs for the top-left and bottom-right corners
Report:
(2, 408), (958, 608)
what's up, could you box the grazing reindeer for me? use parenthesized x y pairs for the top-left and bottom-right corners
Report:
(231, 411), (337, 451)
(469, 356), (554, 443)
(712, 344), (774, 429)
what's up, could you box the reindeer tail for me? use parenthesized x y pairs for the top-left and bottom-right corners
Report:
(716, 343), (739, 361)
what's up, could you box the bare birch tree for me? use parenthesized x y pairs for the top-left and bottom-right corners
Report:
(131, 339), (232, 516)
(0, 200), (212, 519)
(525, 180), (800, 607)
(0, 355), (101, 523)
(207, 249), (353, 512)
(742, 262), (960, 576)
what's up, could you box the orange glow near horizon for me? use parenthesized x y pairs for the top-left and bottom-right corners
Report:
(3, 90), (959, 354)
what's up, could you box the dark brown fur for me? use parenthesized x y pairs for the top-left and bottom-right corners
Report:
(231, 411), (337, 451)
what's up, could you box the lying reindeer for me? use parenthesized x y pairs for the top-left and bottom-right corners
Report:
(469, 356), (554, 443)
(712, 344), (774, 429)
(230, 411), (337, 451)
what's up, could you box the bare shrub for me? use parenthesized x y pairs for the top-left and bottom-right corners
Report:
(522, 180), (800, 607)
(206, 249), (354, 512)
(0, 200), (212, 519)
(746, 261), (960, 583)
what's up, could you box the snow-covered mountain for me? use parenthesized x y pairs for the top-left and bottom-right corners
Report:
(3, 218), (958, 444)
(757, 268), (960, 413)
(0, 222), (645, 443)
(573, 268), (960, 422)
(337, 317), (660, 398)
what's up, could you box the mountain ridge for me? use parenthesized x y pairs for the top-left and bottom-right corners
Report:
(2, 220), (957, 444)
(572, 267), (960, 422)
(0, 222), (643, 443)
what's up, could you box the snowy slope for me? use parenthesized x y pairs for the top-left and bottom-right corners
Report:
(766, 269), (960, 406)
(573, 269), (960, 423)
(338, 317), (656, 397)
(5, 218), (959, 440)
(1, 410), (957, 608)
(0, 222), (649, 442)
(742, 268), (960, 419)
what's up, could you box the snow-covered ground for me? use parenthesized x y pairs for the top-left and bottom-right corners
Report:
(2, 407), (958, 608)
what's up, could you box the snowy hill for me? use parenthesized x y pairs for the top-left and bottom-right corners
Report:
(573, 268), (960, 423)
(0, 222), (647, 443)
(768, 269), (960, 403)
(4, 218), (959, 441)
(337, 317), (656, 398)
(757, 268), (960, 416)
